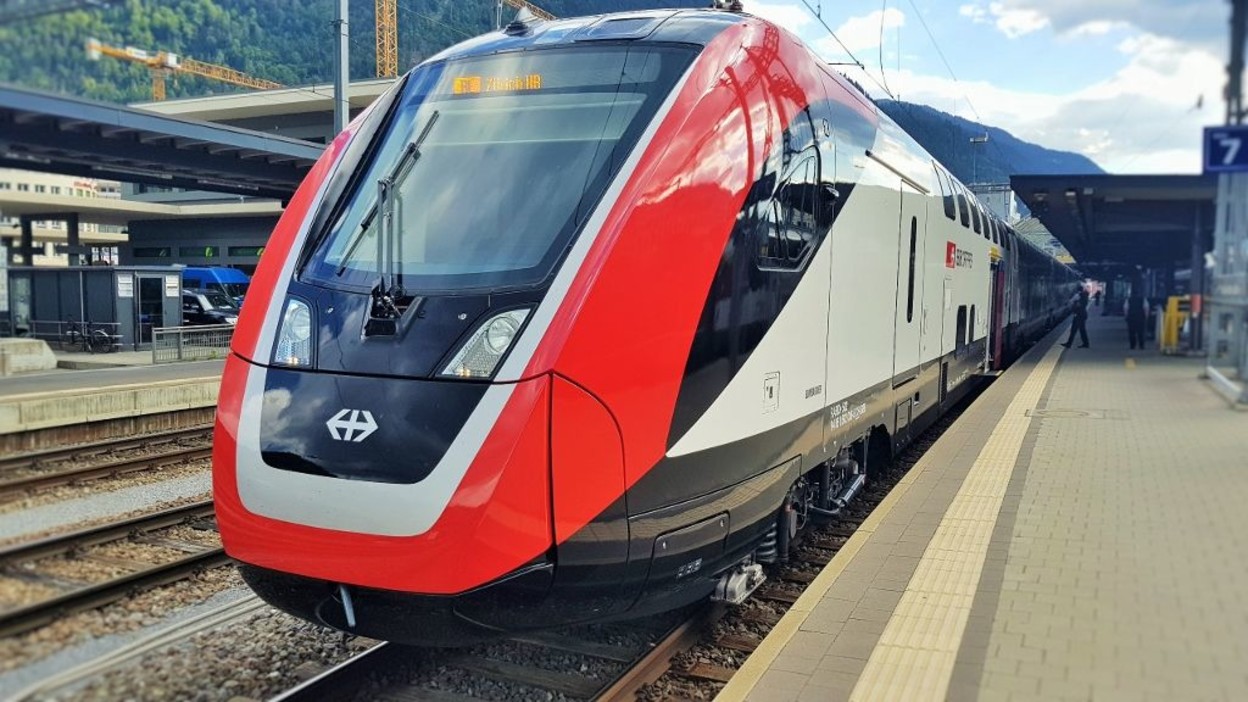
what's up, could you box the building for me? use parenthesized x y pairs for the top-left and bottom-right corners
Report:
(0, 169), (125, 266)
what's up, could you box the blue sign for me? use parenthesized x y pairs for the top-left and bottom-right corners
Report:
(1204, 126), (1248, 173)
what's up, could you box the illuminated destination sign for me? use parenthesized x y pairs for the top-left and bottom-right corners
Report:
(452, 74), (543, 94)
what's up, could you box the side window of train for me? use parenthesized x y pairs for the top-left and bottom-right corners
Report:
(955, 305), (968, 351)
(937, 169), (956, 220)
(906, 216), (918, 323)
(969, 305), (976, 342)
(956, 186), (970, 229)
(758, 156), (819, 271)
(971, 201), (982, 235)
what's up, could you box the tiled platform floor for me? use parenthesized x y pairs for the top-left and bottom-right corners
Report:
(718, 315), (1248, 702)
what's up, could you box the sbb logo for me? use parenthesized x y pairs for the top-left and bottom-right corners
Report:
(946, 242), (974, 269)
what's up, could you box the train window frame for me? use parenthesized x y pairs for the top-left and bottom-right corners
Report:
(970, 199), (982, 236)
(937, 168), (956, 221)
(955, 185), (970, 229)
(757, 153), (821, 272)
(906, 216), (918, 323)
(955, 305), (968, 352)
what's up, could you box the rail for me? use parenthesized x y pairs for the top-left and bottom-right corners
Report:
(151, 324), (234, 363)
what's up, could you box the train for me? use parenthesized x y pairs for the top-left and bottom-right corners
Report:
(212, 7), (1080, 645)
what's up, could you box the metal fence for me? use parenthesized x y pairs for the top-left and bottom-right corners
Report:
(152, 324), (234, 363)
(24, 319), (123, 352)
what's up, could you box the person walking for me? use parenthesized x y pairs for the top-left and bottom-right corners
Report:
(1061, 288), (1090, 349)
(1126, 291), (1147, 350)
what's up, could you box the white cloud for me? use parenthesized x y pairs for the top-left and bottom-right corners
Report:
(846, 29), (1218, 173)
(741, 0), (814, 33)
(959, 2), (1049, 38)
(816, 7), (905, 57)
(989, 0), (1225, 49)
(991, 3), (1049, 38)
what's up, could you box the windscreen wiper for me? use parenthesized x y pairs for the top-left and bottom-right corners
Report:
(365, 110), (440, 336)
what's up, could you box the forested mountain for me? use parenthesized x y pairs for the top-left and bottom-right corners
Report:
(0, 1), (1101, 178)
(0, 0), (698, 103)
(877, 100), (1104, 183)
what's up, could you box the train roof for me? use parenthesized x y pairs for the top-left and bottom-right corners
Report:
(425, 9), (745, 65)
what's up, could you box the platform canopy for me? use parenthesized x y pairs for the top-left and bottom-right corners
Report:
(1010, 174), (1217, 271)
(0, 84), (323, 200)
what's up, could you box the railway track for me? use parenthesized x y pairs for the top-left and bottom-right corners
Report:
(271, 607), (719, 702)
(0, 426), (213, 497)
(0, 500), (226, 638)
(264, 394), (976, 702)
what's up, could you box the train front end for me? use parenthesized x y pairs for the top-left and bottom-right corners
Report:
(212, 19), (709, 645)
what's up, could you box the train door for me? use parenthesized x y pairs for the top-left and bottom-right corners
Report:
(990, 265), (1006, 369)
(892, 182), (925, 385)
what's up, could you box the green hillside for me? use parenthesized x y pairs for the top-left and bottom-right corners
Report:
(0, 0), (696, 103)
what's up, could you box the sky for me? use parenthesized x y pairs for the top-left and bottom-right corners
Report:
(740, 0), (1228, 174)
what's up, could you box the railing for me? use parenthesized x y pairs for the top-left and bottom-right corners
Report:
(151, 324), (234, 363)
(25, 319), (123, 352)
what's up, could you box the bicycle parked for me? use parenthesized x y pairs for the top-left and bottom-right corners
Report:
(61, 319), (119, 354)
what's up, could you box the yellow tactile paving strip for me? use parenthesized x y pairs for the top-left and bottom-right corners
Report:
(847, 343), (1061, 700)
(715, 340), (1060, 702)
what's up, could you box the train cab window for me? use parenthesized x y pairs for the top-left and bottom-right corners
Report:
(906, 216), (917, 323)
(759, 156), (820, 271)
(302, 45), (698, 292)
(937, 169), (956, 220)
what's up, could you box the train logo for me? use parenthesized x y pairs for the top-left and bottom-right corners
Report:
(325, 409), (378, 443)
(946, 241), (974, 269)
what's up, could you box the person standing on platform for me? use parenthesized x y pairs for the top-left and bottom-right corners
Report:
(1126, 291), (1147, 350)
(1061, 288), (1090, 349)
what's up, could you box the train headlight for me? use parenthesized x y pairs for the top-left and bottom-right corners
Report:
(440, 308), (531, 379)
(272, 296), (314, 368)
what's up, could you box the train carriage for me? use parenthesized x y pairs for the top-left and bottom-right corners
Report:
(213, 7), (1079, 645)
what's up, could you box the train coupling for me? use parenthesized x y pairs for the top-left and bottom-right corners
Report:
(711, 563), (766, 605)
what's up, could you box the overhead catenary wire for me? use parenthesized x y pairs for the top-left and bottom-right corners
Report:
(878, 0), (893, 98)
(796, 0), (897, 100)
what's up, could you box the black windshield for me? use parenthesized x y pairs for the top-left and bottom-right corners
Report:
(301, 44), (695, 293)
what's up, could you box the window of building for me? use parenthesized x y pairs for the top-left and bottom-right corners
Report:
(180, 246), (220, 258)
(134, 247), (173, 258)
(229, 246), (266, 258)
(34, 185), (46, 194)
(758, 155), (821, 271)
(51, 186), (61, 195)
(17, 183), (29, 192)
(0, 182), (10, 190)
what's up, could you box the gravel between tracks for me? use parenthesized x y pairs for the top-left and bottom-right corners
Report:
(0, 566), (242, 674)
(39, 607), (374, 702)
(0, 493), (213, 549)
(0, 459), (211, 516)
(0, 469), (210, 542)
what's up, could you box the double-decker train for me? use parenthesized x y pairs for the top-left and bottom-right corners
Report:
(213, 7), (1079, 645)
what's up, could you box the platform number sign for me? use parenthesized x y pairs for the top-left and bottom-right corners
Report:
(1204, 126), (1248, 173)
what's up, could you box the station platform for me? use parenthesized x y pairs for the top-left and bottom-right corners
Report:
(718, 315), (1248, 702)
(0, 360), (222, 443)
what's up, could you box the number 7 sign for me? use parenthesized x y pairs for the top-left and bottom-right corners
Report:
(1205, 126), (1248, 172)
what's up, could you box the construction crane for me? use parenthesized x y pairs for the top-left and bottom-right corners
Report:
(86, 38), (283, 101)
(376, 0), (397, 78)
(499, 0), (555, 24)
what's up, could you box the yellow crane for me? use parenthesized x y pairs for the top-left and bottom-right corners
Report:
(375, 1), (555, 78)
(376, 0), (398, 78)
(502, 0), (555, 21)
(86, 38), (283, 101)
